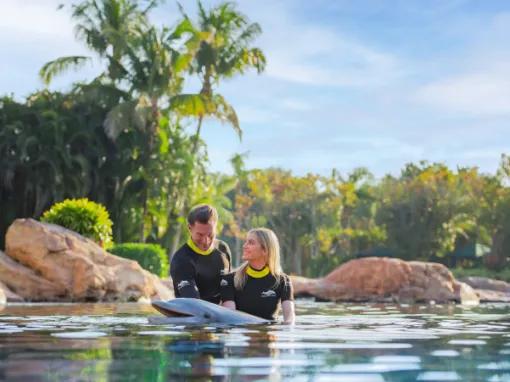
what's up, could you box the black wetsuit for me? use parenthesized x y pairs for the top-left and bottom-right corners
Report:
(220, 271), (294, 320)
(170, 240), (231, 304)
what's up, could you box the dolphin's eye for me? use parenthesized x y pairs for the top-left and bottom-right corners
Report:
(204, 313), (211, 319)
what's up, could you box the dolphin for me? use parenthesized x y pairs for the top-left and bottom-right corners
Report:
(149, 298), (269, 325)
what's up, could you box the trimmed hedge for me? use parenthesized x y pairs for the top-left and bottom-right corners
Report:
(110, 243), (169, 278)
(41, 198), (113, 248)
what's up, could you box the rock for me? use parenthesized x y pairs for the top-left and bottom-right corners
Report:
(459, 276), (510, 293)
(472, 289), (510, 303)
(0, 250), (60, 300)
(3, 219), (174, 302)
(0, 280), (24, 302)
(291, 257), (479, 304)
(459, 276), (510, 302)
(0, 287), (5, 305)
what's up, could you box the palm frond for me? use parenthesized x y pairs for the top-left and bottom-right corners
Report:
(39, 56), (92, 85)
(103, 100), (139, 141)
(170, 94), (208, 117)
(212, 94), (241, 140)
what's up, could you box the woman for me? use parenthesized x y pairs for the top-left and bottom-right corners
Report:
(220, 228), (295, 324)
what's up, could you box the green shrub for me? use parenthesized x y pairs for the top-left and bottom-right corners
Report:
(110, 243), (169, 277)
(41, 198), (113, 248)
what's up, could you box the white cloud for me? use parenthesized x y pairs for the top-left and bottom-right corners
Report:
(413, 11), (510, 117)
(416, 71), (510, 116)
(0, 1), (76, 44)
(280, 98), (312, 111)
(265, 30), (400, 88)
(240, 1), (403, 89)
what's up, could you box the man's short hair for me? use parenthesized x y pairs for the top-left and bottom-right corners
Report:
(187, 204), (218, 225)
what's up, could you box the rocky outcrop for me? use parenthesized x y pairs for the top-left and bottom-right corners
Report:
(459, 276), (510, 302)
(291, 257), (480, 304)
(1, 219), (173, 302)
(0, 281), (23, 302)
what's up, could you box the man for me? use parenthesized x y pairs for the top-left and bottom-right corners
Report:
(170, 204), (231, 304)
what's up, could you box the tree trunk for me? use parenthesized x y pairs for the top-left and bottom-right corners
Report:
(170, 222), (183, 258)
(191, 115), (204, 155)
(485, 231), (507, 269)
(294, 241), (302, 275)
(235, 236), (242, 267)
(139, 186), (148, 243)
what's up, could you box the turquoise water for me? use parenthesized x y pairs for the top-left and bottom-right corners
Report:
(0, 301), (509, 381)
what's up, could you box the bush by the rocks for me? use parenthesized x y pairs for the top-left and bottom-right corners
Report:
(41, 198), (113, 248)
(110, 243), (169, 277)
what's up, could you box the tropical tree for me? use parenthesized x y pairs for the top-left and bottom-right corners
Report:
(174, 1), (266, 153)
(478, 155), (510, 269)
(40, 0), (156, 86)
(39, 0), (204, 243)
(376, 162), (482, 261)
(0, 91), (110, 248)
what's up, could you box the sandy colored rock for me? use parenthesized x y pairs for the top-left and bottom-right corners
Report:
(459, 276), (510, 302)
(0, 250), (61, 300)
(3, 219), (174, 302)
(291, 257), (479, 304)
(0, 280), (24, 302)
(459, 276), (510, 293)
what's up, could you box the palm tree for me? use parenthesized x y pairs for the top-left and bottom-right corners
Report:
(40, 0), (156, 85)
(39, 0), (202, 242)
(173, 1), (266, 154)
(162, 1), (266, 252)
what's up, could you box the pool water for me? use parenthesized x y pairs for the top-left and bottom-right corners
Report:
(0, 301), (509, 381)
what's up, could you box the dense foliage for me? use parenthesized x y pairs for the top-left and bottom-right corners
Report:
(220, 157), (510, 276)
(0, 0), (509, 278)
(110, 243), (169, 277)
(41, 198), (113, 248)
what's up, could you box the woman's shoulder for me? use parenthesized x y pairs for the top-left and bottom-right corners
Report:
(278, 273), (293, 289)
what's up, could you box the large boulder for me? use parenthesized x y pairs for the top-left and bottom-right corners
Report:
(0, 280), (23, 302)
(291, 257), (479, 304)
(0, 249), (59, 300)
(459, 276), (510, 302)
(2, 219), (173, 302)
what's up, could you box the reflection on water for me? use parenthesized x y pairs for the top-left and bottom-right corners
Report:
(0, 301), (509, 381)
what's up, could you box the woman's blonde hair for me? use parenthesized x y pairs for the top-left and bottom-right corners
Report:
(234, 228), (283, 290)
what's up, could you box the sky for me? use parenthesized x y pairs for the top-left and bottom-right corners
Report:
(1, 0), (510, 178)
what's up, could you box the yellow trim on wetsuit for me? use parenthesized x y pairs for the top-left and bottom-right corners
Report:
(246, 265), (270, 278)
(187, 238), (214, 255)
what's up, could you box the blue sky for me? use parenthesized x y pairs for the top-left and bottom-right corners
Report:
(1, 0), (510, 177)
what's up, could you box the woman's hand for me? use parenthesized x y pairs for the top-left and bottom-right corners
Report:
(222, 300), (236, 310)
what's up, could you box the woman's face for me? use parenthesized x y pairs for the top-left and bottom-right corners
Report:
(242, 232), (267, 263)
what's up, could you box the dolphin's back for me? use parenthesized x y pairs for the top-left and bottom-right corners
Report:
(152, 298), (268, 325)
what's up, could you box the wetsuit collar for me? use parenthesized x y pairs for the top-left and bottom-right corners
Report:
(246, 265), (270, 278)
(187, 238), (214, 255)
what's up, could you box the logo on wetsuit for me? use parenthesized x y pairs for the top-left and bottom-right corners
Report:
(177, 280), (191, 290)
(261, 290), (276, 298)
(220, 279), (228, 286)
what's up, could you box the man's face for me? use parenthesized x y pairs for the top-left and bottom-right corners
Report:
(189, 221), (216, 251)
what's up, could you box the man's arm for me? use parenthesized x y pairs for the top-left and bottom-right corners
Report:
(170, 254), (200, 298)
(220, 274), (235, 309)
